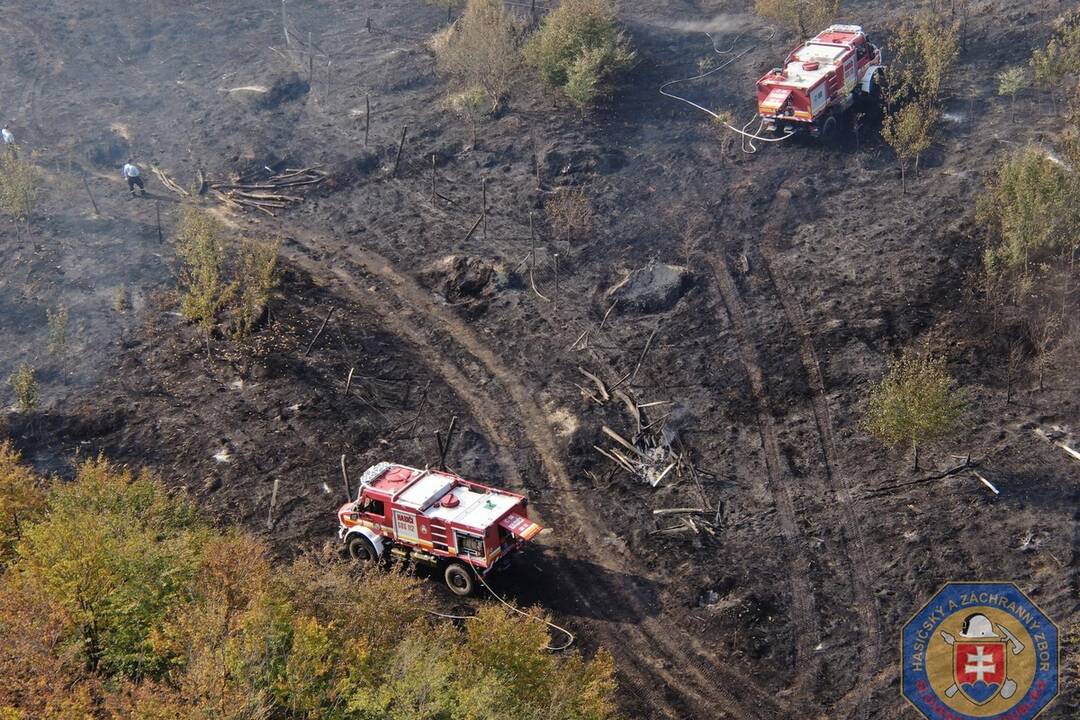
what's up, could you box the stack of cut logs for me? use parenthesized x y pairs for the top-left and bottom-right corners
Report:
(150, 165), (326, 216)
(209, 168), (326, 216)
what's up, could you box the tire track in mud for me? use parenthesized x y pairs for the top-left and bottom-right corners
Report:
(757, 252), (883, 720)
(751, 178), (884, 718)
(283, 236), (787, 720)
(707, 252), (822, 700)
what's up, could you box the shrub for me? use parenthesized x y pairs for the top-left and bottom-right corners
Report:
(176, 206), (233, 337)
(881, 101), (939, 193)
(887, 13), (960, 107)
(434, 0), (521, 113)
(997, 66), (1026, 106)
(46, 307), (68, 355)
(524, 0), (635, 111)
(546, 185), (594, 247)
(864, 348), (965, 470)
(446, 87), (488, 147)
(175, 206), (280, 345)
(0, 155), (37, 227)
(1030, 10), (1080, 90)
(7, 364), (38, 414)
(230, 238), (280, 338)
(753, 0), (840, 38)
(976, 146), (1080, 275)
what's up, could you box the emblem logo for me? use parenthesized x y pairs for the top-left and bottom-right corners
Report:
(902, 582), (1059, 720)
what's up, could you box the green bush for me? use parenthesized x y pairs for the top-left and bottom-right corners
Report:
(524, 0), (634, 110)
(0, 155), (37, 225)
(864, 349), (965, 470)
(0, 442), (46, 568)
(433, 0), (521, 113)
(977, 146), (1080, 274)
(6, 364), (38, 414)
(176, 206), (233, 336)
(0, 455), (621, 719)
(175, 206), (280, 343)
(231, 238), (280, 338)
(1030, 10), (1080, 89)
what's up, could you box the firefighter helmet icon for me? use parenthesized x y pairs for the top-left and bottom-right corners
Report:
(901, 583), (1059, 720)
(939, 613), (1025, 704)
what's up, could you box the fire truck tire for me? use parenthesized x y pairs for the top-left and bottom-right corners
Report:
(819, 115), (838, 143)
(444, 563), (475, 596)
(347, 534), (378, 563)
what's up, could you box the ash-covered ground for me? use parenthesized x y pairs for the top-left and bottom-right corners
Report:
(0, 1), (1076, 718)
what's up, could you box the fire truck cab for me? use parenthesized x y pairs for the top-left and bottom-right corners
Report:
(337, 462), (544, 596)
(757, 24), (884, 140)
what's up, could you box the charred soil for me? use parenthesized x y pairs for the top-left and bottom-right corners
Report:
(1, 1), (1077, 718)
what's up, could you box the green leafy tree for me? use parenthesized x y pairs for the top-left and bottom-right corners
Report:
(976, 146), (1080, 275)
(881, 101), (938, 193)
(0, 442), (46, 567)
(231, 238), (280, 338)
(879, 15), (957, 193)
(887, 14), (960, 107)
(997, 66), (1026, 106)
(1030, 10), (1080, 91)
(753, 0), (840, 38)
(524, 0), (635, 111)
(176, 206), (234, 344)
(14, 457), (204, 678)
(433, 0), (521, 113)
(0, 455), (621, 719)
(864, 349), (965, 470)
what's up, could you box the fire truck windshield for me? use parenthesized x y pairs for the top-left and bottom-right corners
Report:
(360, 498), (385, 515)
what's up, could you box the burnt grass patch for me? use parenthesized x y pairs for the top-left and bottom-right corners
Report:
(0, 1), (1077, 718)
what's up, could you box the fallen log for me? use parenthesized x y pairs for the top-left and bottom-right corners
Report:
(652, 507), (706, 515)
(577, 367), (609, 401)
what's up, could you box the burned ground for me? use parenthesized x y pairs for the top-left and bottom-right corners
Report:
(1, 1), (1077, 718)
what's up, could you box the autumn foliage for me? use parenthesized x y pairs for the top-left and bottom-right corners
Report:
(0, 448), (618, 719)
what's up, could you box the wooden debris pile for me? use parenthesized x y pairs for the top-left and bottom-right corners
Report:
(151, 165), (190, 197)
(209, 168), (326, 216)
(650, 507), (719, 537)
(150, 164), (327, 217)
(593, 425), (678, 488)
(580, 365), (700, 489)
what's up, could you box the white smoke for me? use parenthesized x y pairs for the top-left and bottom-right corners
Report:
(659, 13), (757, 36)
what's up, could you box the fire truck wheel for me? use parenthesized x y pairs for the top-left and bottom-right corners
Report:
(820, 115), (838, 142)
(347, 534), (378, 563)
(444, 563), (475, 596)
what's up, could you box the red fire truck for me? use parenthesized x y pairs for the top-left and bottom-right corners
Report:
(757, 24), (884, 139)
(337, 462), (544, 595)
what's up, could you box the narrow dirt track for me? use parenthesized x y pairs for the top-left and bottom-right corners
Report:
(707, 248), (822, 699)
(749, 181), (884, 718)
(758, 249), (884, 720)
(282, 234), (791, 720)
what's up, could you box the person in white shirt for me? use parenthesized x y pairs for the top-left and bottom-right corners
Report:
(122, 159), (146, 196)
(1, 127), (14, 147)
